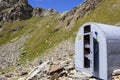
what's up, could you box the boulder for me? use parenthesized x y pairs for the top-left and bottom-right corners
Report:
(25, 61), (49, 80)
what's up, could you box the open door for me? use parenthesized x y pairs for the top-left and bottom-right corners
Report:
(84, 25), (98, 75)
(83, 33), (94, 73)
(93, 37), (99, 77)
(90, 32), (99, 77)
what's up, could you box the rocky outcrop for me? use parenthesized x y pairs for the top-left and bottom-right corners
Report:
(0, 0), (33, 23)
(16, 39), (93, 80)
(32, 8), (58, 17)
(32, 8), (44, 17)
(0, 0), (101, 24)
(68, 0), (101, 18)
(0, 0), (58, 24)
(58, 0), (102, 28)
(15, 39), (98, 80)
(0, 0), (29, 11)
(0, 0), (19, 11)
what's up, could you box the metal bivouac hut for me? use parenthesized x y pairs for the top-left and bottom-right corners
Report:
(75, 22), (120, 80)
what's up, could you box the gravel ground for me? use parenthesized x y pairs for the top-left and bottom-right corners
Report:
(0, 35), (29, 69)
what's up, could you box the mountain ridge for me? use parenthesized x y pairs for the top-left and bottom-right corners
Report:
(0, 0), (58, 25)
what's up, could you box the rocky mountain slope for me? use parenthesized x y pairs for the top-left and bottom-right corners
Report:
(0, 0), (120, 80)
(0, 0), (33, 23)
(0, 0), (57, 25)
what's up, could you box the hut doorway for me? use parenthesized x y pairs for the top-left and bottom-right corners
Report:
(84, 33), (99, 75)
(93, 38), (99, 77)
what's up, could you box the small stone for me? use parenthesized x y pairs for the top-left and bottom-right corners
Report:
(81, 72), (92, 77)
(59, 71), (68, 77)
(49, 65), (64, 75)
(60, 61), (69, 67)
(57, 57), (62, 60)
(69, 53), (73, 56)
(0, 76), (7, 80)
(49, 61), (54, 65)
(4, 73), (13, 78)
(18, 77), (25, 80)
(21, 51), (27, 55)
(39, 60), (43, 65)
(112, 75), (120, 80)
(69, 70), (76, 75)
(113, 69), (120, 75)
(50, 73), (59, 80)
(89, 78), (97, 80)
(52, 28), (59, 33)
(1, 72), (5, 75)
(20, 71), (28, 76)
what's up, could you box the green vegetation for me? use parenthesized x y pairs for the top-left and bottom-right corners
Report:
(70, 0), (120, 41)
(20, 15), (74, 63)
(0, 14), (73, 64)
(0, 66), (15, 74)
(0, 0), (120, 64)
(76, 0), (120, 27)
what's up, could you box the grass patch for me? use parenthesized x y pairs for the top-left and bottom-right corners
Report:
(19, 15), (73, 63)
(76, 0), (120, 27)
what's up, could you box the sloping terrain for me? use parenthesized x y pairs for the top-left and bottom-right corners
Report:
(0, 0), (120, 79)
(0, 0), (102, 66)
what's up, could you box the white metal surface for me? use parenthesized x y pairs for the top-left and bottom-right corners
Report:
(75, 22), (120, 80)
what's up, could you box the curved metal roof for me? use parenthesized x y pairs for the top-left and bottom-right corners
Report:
(81, 22), (120, 40)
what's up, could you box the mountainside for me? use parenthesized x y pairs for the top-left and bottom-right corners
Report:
(0, 0), (120, 80)
(0, 0), (32, 23)
(0, 0), (57, 25)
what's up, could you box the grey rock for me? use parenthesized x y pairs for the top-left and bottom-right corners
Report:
(0, 0), (33, 23)
(21, 51), (27, 55)
(49, 65), (64, 75)
(0, 76), (7, 80)
(20, 71), (28, 76)
(58, 0), (102, 28)
(4, 73), (13, 78)
(18, 78), (25, 80)
(60, 61), (69, 67)
(0, 35), (29, 68)
(25, 61), (49, 80)
(50, 73), (59, 80)
(38, 60), (43, 65)
(32, 7), (44, 17)
(113, 69), (120, 75)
